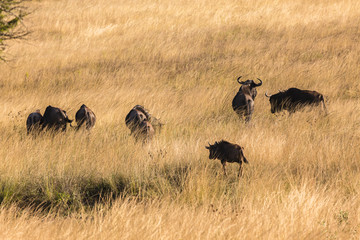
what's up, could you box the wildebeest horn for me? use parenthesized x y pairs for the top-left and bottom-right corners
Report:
(255, 78), (263, 86)
(236, 76), (243, 84)
(265, 92), (271, 98)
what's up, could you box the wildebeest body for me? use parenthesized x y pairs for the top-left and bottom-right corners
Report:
(41, 105), (73, 132)
(75, 104), (96, 130)
(232, 85), (255, 122)
(205, 140), (249, 176)
(232, 76), (262, 122)
(26, 110), (42, 134)
(266, 88), (327, 114)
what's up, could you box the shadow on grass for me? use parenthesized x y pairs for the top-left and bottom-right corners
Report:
(0, 163), (192, 215)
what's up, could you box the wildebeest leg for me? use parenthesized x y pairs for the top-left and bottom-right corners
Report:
(221, 161), (227, 176)
(238, 163), (243, 177)
(245, 112), (250, 122)
(245, 100), (254, 123)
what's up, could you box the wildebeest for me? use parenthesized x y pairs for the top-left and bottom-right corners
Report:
(125, 105), (150, 135)
(205, 140), (249, 177)
(265, 88), (327, 114)
(40, 105), (73, 132)
(75, 104), (96, 130)
(125, 105), (163, 142)
(232, 76), (263, 122)
(26, 109), (42, 134)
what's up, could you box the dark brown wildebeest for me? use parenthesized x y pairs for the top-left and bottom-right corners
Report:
(232, 76), (263, 122)
(26, 109), (42, 134)
(40, 105), (73, 132)
(75, 104), (96, 130)
(265, 88), (327, 114)
(125, 105), (149, 135)
(125, 105), (163, 141)
(205, 140), (249, 177)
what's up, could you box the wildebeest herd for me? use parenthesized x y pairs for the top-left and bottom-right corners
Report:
(26, 76), (327, 176)
(26, 105), (95, 133)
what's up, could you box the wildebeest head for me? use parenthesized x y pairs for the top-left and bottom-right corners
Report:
(205, 141), (220, 159)
(265, 91), (282, 113)
(236, 76), (263, 99)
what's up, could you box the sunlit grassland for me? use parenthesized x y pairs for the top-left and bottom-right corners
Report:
(0, 0), (359, 238)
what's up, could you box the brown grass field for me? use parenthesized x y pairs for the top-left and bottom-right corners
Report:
(0, 0), (360, 239)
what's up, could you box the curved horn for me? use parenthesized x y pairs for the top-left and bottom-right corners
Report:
(265, 92), (271, 98)
(236, 76), (243, 84)
(255, 78), (263, 86)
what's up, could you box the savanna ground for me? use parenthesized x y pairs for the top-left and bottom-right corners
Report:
(0, 0), (360, 239)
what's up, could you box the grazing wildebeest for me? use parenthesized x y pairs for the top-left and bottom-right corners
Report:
(40, 105), (73, 132)
(125, 105), (149, 135)
(205, 140), (249, 177)
(232, 76), (263, 122)
(75, 104), (96, 130)
(125, 105), (163, 141)
(265, 88), (327, 114)
(26, 109), (42, 134)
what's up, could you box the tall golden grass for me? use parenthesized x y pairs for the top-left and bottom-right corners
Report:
(0, 0), (359, 238)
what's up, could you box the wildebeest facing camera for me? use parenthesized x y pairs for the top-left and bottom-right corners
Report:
(232, 76), (263, 122)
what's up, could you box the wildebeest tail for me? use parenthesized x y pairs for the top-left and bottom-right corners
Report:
(243, 157), (249, 164)
(320, 95), (328, 114)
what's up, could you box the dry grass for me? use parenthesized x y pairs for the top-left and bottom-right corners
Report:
(0, 0), (360, 238)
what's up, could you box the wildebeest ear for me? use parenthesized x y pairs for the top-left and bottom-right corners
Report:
(205, 146), (210, 149)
